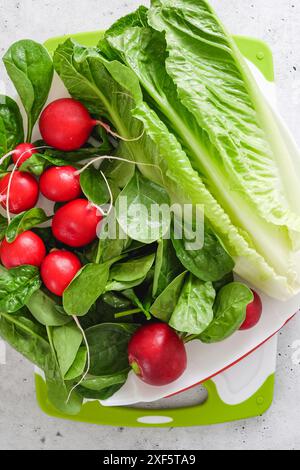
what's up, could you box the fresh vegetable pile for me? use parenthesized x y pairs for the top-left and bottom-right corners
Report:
(0, 0), (296, 414)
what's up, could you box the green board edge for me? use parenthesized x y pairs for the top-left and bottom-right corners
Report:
(44, 31), (275, 82)
(37, 31), (276, 426)
(35, 373), (275, 427)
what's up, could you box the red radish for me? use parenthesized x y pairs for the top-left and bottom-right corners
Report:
(0, 231), (46, 269)
(128, 323), (187, 386)
(0, 172), (39, 214)
(40, 166), (81, 202)
(39, 98), (97, 151)
(52, 199), (102, 248)
(13, 143), (37, 167)
(240, 290), (263, 330)
(41, 250), (82, 296)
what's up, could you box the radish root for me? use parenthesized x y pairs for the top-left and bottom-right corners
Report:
(96, 120), (145, 142)
(66, 316), (91, 404)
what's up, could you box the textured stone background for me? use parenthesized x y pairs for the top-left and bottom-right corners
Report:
(0, 0), (299, 450)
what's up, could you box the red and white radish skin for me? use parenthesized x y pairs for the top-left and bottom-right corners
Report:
(52, 199), (102, 248)
(40, 166), (81, 202)
(240, 290), (263, 330)
(39, 99), (98, 151)
(128, 323), (187, 386)
(41, 250), (82, 296)
(0, 171), (39, 214)
(0, 231), (46, 268)
(39, 98), (142, 152)
(12, 143), (37, 167)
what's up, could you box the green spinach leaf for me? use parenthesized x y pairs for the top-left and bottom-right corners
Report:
(102, 292), (133, 310)
(213, 272), (235, 293)
(122, 289), (151, 319)
(45, 325), (83, 415)
(97, 210), (132, 263)
(19, 152), (72, 176)
(0, 214), (7, 241)
(26, 289), (71, 326)
(169, 274), (215, 335)
(80, 167), (110, 206)
(6, 208), (49, 243)
(200, 282), (254, 343)
(52, 323), (83, 378)
(0, 265), (41, 313)
(172, 217), (234, 282)
(0, 95), (24, 169)
(101, 155), (135, 189)
(80, 370), (129, 393)
(45, 372), (83, 415)
(116, 172), (170, 244)
(150, 271), (187, 322)
(64, 347), (87, 381)
(63, 263), (110, 316)
(77, 382), (125, 400)
(109, 253), (155, 283)
(105, 276), (146, 293)
(85, 323), (138, 376)
(3, 40), (53, 141)
(0, 311), (52, 370)
(152, 238), (182, 298)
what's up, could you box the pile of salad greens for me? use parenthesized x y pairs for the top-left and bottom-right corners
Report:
(0, 0), (299, 414)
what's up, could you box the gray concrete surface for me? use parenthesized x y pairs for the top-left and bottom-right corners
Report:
(0, 0), (300, 450)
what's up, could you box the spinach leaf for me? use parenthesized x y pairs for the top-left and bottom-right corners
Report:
(64, 347), (87, 381)
(80, 167), (110, 206)
(77, 382), (125, 400)
(19, 153), (72, 176)
(116, 172), (170, 244)
(80, 370), (129, 393)
(79, 297), (133, 329)
(3, 40), (53, 141)
(52, 323), (83, 378)
(26, 289), (71, 326)
(0, 311), (52, 370)
(109, 253), (155, 283)
(150, 271), (187, 322)
(122, 289), (151, 320)
(63, 263), (110, 316)
(101, 155), (135, 189)
(172, 217), (234, 282)
(0, 309), (81, 415)
(105, 276), (147, 293)
(6, 208), (49, 243)
(0, 95), (24, 169)
(43, 143), (113, 162)
(97, 210), (131, 263)
(102, 292), (133, 310)
(213, 272), (235, 293)
(0, 214), (7, 241)
(152, 238), (182, 298)
(45, 325), (83, 415)
(169, 274), (215, 335)
(45, 372), (83, 415)
(85, 323), (138, 376)
(200, 283), (254, 343)
(0, 265), (41, 313)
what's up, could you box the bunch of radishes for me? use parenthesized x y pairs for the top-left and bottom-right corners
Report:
(0, 99), (104, 297)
